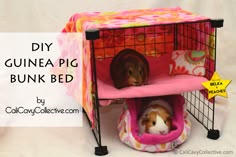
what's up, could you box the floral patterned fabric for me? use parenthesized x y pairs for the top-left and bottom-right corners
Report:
(169, 50), (206, 76)
(54, 7), (212, 127)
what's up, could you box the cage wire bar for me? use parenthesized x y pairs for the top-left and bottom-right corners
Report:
(85, 29), (108, 156)
(84, 19), (223, 156)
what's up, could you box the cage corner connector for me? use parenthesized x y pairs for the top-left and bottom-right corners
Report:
(95, 146), (108, 156)
(210, 19), (224, 28)
(86, 29), (100, 40)
(207, 129), (220, 140)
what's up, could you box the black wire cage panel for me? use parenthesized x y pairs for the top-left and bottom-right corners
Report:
(85, 19), (223, 156)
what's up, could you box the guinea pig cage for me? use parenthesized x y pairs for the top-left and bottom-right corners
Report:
(56, 7), (224, 155)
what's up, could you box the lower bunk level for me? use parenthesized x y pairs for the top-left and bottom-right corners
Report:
(83, 87), (219, 155)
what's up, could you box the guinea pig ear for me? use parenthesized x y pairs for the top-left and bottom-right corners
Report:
(141, 117), (149, 125)
(165, 116), (172, 129)
(166, 116), (172, 121)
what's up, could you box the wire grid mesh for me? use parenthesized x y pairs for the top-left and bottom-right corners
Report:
(177, 21), (216, 130)
(93, 24), (177, 59)
(183, 91), (214, 130)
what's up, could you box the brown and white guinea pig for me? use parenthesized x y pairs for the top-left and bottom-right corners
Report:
(110, 48), (149, 89)
(138, 99), (173, 135)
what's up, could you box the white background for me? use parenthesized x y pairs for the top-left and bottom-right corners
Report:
(0, 33), (82, 127)
(0, 0), (235, 157)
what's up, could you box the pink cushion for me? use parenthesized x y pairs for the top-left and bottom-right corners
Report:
(169, 50), (206, 76)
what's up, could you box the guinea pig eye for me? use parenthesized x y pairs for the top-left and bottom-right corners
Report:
(139, 70), (143, 75)
(152, 121), (156, 125)
(164, 120), (167, 124)
(128, 70), (132, 75)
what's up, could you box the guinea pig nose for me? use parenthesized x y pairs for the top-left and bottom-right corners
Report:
(160, 131), (165, 134)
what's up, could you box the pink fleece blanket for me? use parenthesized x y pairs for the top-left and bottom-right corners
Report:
(96, 54), (207, 105)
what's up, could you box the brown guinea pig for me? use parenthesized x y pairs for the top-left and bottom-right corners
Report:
(110, 48), (149, 89)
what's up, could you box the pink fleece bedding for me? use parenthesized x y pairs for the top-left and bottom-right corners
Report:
(96, 54), (207, 104)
